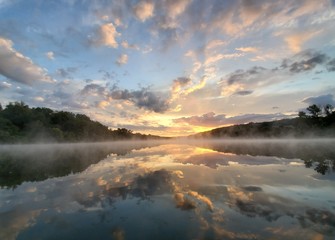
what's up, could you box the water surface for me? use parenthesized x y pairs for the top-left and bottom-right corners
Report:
(0, 139), (334, 239)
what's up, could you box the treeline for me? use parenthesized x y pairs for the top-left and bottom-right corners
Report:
(192, 104), (335, 138)
(0, 102), (162, 143)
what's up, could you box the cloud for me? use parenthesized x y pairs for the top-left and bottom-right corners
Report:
(98, 23), (120, 48)
(235, 47), (258, 53)
(56, 67), (77, 78)
(0, 81), (11, 90)
(110, 87), (170, 113)
(0, 37), (54, 85)
(116, 54), (128, 66)
(172, 77), (192, 92)
(121, 41), (139, 50)
(283, 30), (321, 53)
(97, 100), (110, 109)
(226, 66), (266, 85)
(205, 39), (227, 50)
(46, 51), (54, 60)
(327, 59), (335, 71)
(204, 53), (243, 66)
(174, 112), (287, 127)
(81, 83), (107, 96)
(33, 96), (44, 102)
(234, 90), (253, 96)
(219, 50), (335, 96)
(133, 1), (154, 22)
(281, 50), (329, 73)
(302, 94), (335, 106)
(164, 0), (191, 19)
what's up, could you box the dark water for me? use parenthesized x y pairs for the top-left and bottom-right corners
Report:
(0, 139), (334, 240)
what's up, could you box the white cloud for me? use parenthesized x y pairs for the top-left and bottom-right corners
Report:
(46, 51), (54, 60)
(235, 47), (258, 53)
(0, 37), (54, 85)
(133, 1), (154, 22)
(0, 81), (11, 89)
(116, 54), (128, 65)
(34, 96), (44, 102)
(204, 53), (243, 66)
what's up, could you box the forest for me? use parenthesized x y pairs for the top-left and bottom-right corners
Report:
(1, 102), (335, 143)
(191, 104), (335, 138)
(0, 101), (162, 143)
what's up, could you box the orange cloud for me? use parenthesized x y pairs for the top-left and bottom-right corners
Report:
(133, 1), (154, 22)
(284, 30), (321, 53)
(99, 23), (120, 48)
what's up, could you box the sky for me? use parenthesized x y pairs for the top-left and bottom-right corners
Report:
(0, 0), (335, 137)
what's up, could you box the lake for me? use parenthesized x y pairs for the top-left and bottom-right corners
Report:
(0, 139), (334, 240)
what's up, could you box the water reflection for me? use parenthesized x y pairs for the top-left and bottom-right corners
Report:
(188, 139), (335, 175)
(0, 141), (162, 188)
(0, 140), (334, 239)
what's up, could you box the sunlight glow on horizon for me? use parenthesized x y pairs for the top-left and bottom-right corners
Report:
(0, 0), (335, 136)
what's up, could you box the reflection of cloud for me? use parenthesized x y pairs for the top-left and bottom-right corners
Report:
(188, 190), (213, 211)
(174, 192), (196, 210)
(0, 209), (42, 240)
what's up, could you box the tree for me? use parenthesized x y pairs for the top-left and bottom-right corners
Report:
(1, 101), (32, 129)
(324, 104), (334, 116)
(306, 104), (322, 118)
(298, 111), (307, 118)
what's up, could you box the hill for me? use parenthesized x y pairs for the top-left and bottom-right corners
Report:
(0, 101), (164, 143)
(190, 104), (335, 139)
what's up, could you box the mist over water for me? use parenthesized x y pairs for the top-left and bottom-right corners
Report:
(0, 139), (335, 239)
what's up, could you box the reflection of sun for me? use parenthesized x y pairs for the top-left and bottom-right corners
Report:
(193, 147), (217, 155)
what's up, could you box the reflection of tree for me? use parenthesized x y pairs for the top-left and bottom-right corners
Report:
(189, 141), (335, 175)
(230, 186), (335, 235)
(0, 142), (160, 188)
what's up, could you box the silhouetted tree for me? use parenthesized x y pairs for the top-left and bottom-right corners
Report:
(324, 104), (334, 116)
(298, 111), (307, 118)
(306, 104), (322, 118)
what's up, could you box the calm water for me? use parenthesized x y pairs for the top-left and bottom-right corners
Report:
(0, 139), (334, 240)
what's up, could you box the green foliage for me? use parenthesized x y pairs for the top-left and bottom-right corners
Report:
(0, 101), (158, 143)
